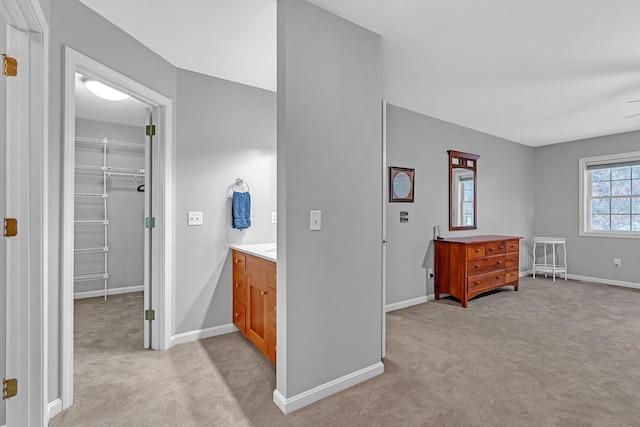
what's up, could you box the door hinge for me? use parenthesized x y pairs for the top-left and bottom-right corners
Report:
(145, 217), (155, 229)
(145, 125), (156, 136)
(4, 217), (17, 237)
(2, 54), (17, 77)
(145, 309), (155, 321)
(2, 378), (17, 400)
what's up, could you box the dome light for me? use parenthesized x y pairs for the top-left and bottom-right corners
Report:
(82, 77), (129, 101)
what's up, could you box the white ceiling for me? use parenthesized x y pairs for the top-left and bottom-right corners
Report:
(78, 0), (640, 147)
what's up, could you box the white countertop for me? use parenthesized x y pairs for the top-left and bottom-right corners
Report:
(229, 243), (277, 262)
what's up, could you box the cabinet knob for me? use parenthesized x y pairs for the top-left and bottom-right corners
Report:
(499, 245), (504, 249)
(261, 290), (267, 296)
(489, 247), (495, 251)
(235, 283), (240, 287)
(475, 249), (480, 253)
(496, 276), (502, 280)
(497, 261), (502, 265)
(474, 281), (480, 285)
(235, 259), (242, 263)
(475, 264), (480, 268)
(235, 312), (240, 318)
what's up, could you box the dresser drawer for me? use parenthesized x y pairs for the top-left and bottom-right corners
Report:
(505, 239), (519, 254)
(233, 300), (246, 333)
(506, 268), (519, 284)
(233, 272), (246, 304)
(467, 255), (505, 275)
(232, 251), (246, 271)
(505, 253), (519, 269)
(467, 243), (486, 259)
(467, 271), (506, 293)
(485, 240), (506, 255)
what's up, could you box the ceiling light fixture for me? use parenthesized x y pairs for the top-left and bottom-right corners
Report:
(82, 76), (130, 101)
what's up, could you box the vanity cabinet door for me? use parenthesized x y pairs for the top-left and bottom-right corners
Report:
(247, 275), (267, 352)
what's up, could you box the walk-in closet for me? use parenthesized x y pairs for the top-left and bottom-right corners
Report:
(73, 72), (149, 345)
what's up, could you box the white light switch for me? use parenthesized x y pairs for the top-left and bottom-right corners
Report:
(310, 210), (321, 231)
(188, 211), (203, 226)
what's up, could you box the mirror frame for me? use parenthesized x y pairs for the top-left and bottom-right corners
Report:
(448, 150), (480, 231)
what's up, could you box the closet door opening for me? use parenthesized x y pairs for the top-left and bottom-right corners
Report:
(73, 71), (151, 353)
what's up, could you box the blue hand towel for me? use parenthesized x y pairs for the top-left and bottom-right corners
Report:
(232, 191), (251, 229)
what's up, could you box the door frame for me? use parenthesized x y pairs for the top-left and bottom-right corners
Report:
(1, 0), (49, 424)
(61, 47), (174, 410)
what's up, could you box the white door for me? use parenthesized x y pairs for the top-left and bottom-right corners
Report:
(1, 11), (8, 425)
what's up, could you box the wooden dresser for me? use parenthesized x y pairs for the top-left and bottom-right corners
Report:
(232, 250), (276, 363)
(434, 235), (521, 307)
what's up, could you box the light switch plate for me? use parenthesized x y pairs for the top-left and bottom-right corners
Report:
(310, 210), (321, 231)
(188, 211), (203, 226)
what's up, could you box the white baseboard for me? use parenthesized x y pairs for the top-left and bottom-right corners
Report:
(273, 361), (384, 414)
(523, 271), (640, 290)
(48, 398), (63, 420)
(567, 274), (640, 290)
(170, 323), (237, 347)
(74, 285), (144, 299)
(385, 295), (433, 312)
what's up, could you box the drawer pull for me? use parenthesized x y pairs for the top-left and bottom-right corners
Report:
(261, 290), (268, 296)
(510, 258), (516, 262)
(474, 281), (480, 285)
(489, 247), (494, 251)
(475, 249), (480, 253)
(497, 261), (502, 265)
(496, 276), (502, 280)
(475, 264), (480, 268)
(235, 259), (242, 263)
(499, 245), (504, 249)
(235, 312), (240, 318)
(235, 283), (240, 287)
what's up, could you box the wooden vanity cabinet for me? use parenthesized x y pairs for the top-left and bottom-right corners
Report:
(435, 235), (521, 308)
(232, 250), (276, 364)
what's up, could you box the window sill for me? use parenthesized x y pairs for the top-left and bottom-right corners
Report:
(579, 230), (640, 239)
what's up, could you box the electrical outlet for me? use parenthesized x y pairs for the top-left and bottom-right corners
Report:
(428, 268), (434, 279)
(271, 212), (277, 224)
(188, 211), (203, 226)
(614, 258), (621, 267)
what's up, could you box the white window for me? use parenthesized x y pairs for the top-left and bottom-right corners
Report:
(579, 151), (640, 238)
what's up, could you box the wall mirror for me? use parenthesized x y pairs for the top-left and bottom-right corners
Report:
(448, 150), (479, 231)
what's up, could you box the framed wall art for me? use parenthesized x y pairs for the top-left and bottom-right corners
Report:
(389, 166), (415, 202)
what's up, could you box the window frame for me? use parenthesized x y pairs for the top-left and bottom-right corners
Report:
(579, 151), (640, 239)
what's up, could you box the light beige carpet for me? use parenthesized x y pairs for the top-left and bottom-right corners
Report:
(50, 277), (640, 426)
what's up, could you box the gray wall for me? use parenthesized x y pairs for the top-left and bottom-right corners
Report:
(533, 131), (640, 284)
(386, 104), (535, 306)
(174, 69), (276, 334)
(74, 118), (145, 296)
(49, 0), (177, 404)
(277, 0), (382, 398)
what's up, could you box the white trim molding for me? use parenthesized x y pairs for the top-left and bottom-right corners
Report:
(74, 285), (144, 300)
(578, 151), (640, 239)
(47, 399), (62, 420)
(62, 47), (174, 411)
(568, 274), (640, 291)
(273, 362), (384, 414)
(0, 0), (49, 424)
(169, 324), (237, 347)
(385, 295), (433, 312)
